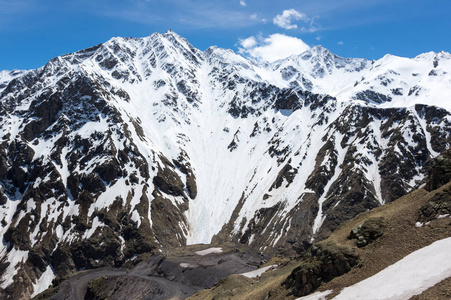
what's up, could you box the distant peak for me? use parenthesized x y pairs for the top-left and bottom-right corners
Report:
(316, 45), (340, 56)
(163, 29), (183, 39)
(436, 51), (451, 59)
(204, 46), (235, 56)
(204, 45), (218, 52)
(164, 29), (175, 36)
(293, 45), (332, 59)
(312, 45), (326, 51)
(144, 30), (183, 42)
(161, 30), (189, 43)
(204, 46), (251, 67)
(106, 36), (125, 43)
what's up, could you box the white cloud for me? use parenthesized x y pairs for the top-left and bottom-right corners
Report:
(238, 33), (310, 63)
(240, 36), (257, 48)
(316, 36), (323, 41)
(273, 9), (308, 30)
(250, 14), (267, 23)
(240, 0), (246, 7)
(300, 16), (320, 33)
(338, 41), (344, 45)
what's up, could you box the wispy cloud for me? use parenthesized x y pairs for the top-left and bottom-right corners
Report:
(0, 0), (43, 32)
(73, 0), (256, 29)
(338, 41), (344, 45)
(250, 13), (267, 23)
(273, 9), (320, 32)
(286, 0), (403, 31)
(0, 0), (45, 18)
(178, 8), (253, 28)
(238, 33), (310, 62)
(0, 0), (401, 35)
(273, 9), (307, 30)
(0, 0), (35, 13)
(287, 0), (395, 17)
(300, 16), (320, 33)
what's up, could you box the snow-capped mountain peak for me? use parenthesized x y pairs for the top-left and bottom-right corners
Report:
(0, 31), (450, 298)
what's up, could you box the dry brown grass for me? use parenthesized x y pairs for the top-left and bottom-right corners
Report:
(317, 183), (451, 298)
(410, 276), (451, 299)
(167, 241), (254, 259)
(188, 256), (299, 300)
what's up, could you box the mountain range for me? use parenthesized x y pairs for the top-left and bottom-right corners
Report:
(0, 30), (450, 298)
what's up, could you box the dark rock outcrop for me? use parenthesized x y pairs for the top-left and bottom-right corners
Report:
(418, 188), (451, 223)
(348, 217), (385, 247)
(284, 241), (360, 297)
(425, 150), (451, 191)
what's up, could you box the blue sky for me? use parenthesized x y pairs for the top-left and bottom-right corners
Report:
(1, 0), (450, 70)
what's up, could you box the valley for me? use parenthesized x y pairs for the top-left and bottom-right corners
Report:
(0, 31), (450, 298)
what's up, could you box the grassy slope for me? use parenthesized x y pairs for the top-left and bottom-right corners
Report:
(189, 182), (451, 299)
(317, 182), (451, 299)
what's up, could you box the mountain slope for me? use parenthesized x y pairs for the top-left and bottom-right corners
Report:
(189, 152), (451, 299)
(0, 31), (450, 298)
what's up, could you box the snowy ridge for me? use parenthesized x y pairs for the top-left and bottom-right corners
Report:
(0, 31), (450, 297)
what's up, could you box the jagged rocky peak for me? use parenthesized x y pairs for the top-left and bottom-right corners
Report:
(266, 45), (372, 93)
(1, 31), (451, 299)
(274, 45), (369, 77)
(34, 30), (205, 86)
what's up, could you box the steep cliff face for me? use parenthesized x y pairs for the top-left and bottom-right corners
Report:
(0, 31), (450, 298)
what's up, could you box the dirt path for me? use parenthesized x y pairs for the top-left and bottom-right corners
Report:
(51, 267), (195, 300)
(49, 245), (264, 300)
(52, 268), (127, 300)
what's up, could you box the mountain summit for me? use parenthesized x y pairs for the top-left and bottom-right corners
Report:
(0, 31), (450, 298)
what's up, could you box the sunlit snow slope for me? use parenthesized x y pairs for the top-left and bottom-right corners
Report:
(0, 30), (451, 298)
(334, 237), (451, 300)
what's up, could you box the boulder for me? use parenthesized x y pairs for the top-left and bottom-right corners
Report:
(348, 217), (385, 247)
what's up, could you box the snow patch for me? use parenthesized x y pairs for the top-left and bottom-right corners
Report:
(180, 263), (197, 268)
(334, 237), (451, 300)
(82, 216), (104, 239)
(195, 247), (223, 256)
(296, 290), (333, 300)
(0, 248), (29, 288)
(31, 265), (56, 297)
(240, 265), (277, 278)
